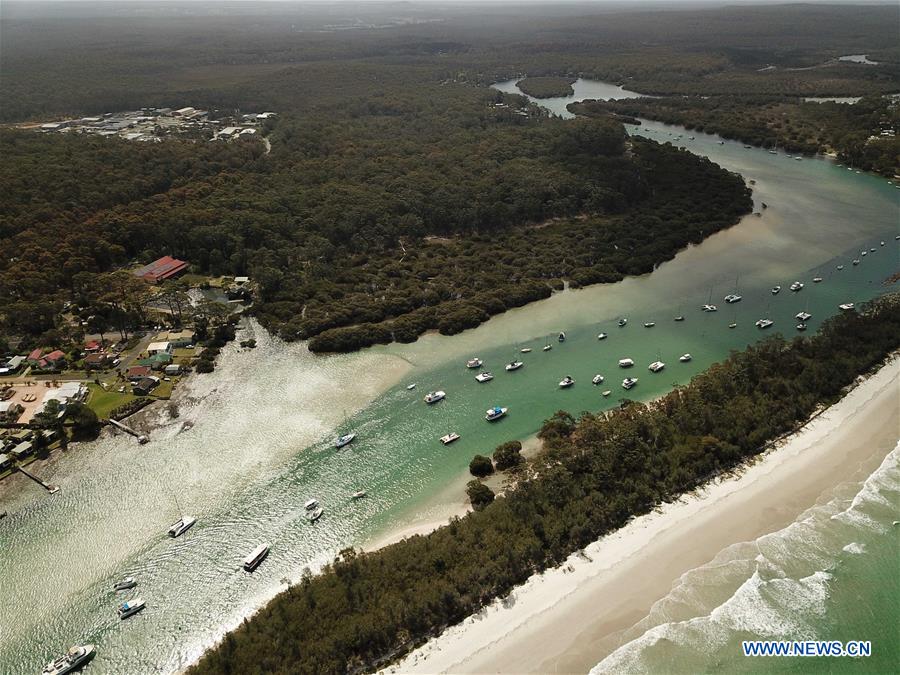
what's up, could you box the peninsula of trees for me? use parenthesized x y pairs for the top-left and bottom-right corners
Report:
(516, 76), (576, 98)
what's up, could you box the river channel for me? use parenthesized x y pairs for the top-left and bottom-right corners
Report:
(0, 79), (896, 674)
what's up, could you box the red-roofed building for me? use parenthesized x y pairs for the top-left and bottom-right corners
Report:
(134, 256), (189, 283)
(85, 340), (102, 352)
(126, 365), (152, 381)
(27, 348), (43, 363)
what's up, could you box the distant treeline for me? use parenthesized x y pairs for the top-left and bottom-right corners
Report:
(570, 95), (900, 176)
(190, 294), (900, 675)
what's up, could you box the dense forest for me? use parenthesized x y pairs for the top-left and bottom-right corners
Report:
(190, 294), (900, 675)
(570, 95), (900, 176)
(516, 76), (576, 99)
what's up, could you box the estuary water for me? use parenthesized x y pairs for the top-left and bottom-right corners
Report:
(1, 81), (898, 674)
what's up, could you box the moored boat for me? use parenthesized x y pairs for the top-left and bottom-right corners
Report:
(485, 406), (508, 421)
(558, 376), (575, 388)
(617, 318), (628, 327)
(597, 332), (607, 340)
(724, 294), (742, 303)
(795, 311), (812, 321)
(558, 332), (566, 342)
(505, 361), (524, 371)
(520, 348), (532, 353)
(475, 371), (494, 383)
(838, 302), (855, 311)
(771, 286), (782, 294)
(796, 323), (807, 331)
(674, 315), (685, 322)
(643, 321), (655, 328)
(592, 374), (604, 385)
(304, 498), (319, 511)
(334, 433), (356, 449)
(424, 390), (446, 404)
(812, 277), (823, 283)
(167, 516), (196, 538)
(542, 344), (553, 351)
(755, 318), (774, 329)
(42, 645), (95, 675)
(113, 577), (137, 592)
(406, 383), (417, 390)
(790, 281), (804, 292)
(618, 358), (634, 368)
(648, 361), (665, 373)
(243, 543), (270, 571)
(622, 377), (638, 390)
(837, 265), (844, 270)
(351, 490), (367, 500)
(440, 432), (460, 445)
(117, 598), (145, 620)
(306, 507), (324, 522)
(601, 390), (612, 397)
(702, 304), (718, 312)
(465, 358), (483, 369)
(679, 353), (692, 362)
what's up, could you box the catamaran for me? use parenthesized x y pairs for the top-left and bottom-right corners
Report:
(440, 432), (461, 445)
(795, 311), (812, 321)
(558, 376), (575, 388)
(424, 391), (446, 404)
(622, 377), (638, 390)
(648, 361), (665, 373)
(117, 598), (146, 620)
(243, 544), (270, 572)
(505, 361), (524, 371)
(485, 406), (508, 421)
(618, 358), (635, 368)
(592, 374), (605, 385)
(466, 358), (483, 369)
(43, 645), (95, 675)
(755, 318), (774, 329)
(334, 433), (356, 449)
(838, 302), (855, 311)
(702, 304), (718, 312)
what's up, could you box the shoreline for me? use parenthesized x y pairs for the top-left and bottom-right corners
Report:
(387, 356), (899, 674)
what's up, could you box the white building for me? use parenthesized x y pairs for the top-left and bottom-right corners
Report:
(147, 341), (173, 356)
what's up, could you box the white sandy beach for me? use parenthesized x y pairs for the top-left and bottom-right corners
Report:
(386, 357), (900, 675)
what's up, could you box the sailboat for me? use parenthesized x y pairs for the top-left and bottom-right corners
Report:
(167, 493), (196, 538)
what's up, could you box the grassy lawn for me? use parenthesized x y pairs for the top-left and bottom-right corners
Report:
(86, 383), (136, 420)
(153, 379), (176, 399)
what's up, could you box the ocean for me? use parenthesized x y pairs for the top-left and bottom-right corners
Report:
(592, 443), (900, 674)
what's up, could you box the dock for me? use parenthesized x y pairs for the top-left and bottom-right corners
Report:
(17, 466), (59, 494)
(108, 419), (149, 444)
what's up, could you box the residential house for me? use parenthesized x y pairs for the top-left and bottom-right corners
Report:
(134, 256), (189, 283)
(35, 382), (87, 416)
(132, 376), (160, 396)
(0, 453), (11, 471)
(0, 355), (25, 375)
(158, 330), (193, 348)
(84, 340), (102, 353)
(164, 363), (182, 376)
(146, 341), (173, 356)
(139, 352), (173, 371)
(84, 353), (112, 370)
(0, 402), (23, 423)
(126, 365), (152, 381)
(11, 441), (33, 460)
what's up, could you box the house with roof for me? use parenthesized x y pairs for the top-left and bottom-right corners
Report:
(132, 376), (160, 396)
(84, 353), (113, 370)
(0, 453), (12, 471)
(133, 256), (189, 283)
(0, 355), (25, 375)
(33, 350), (67, 371)
(147, 341), (172, 356)
(0, 401), (24, 423)
(35, 382), (87, 416)
(157, 330), (194, 348)
(138, 352), (173, 371)
(84, 340), (102, 353)
(126, 365), (152, 381)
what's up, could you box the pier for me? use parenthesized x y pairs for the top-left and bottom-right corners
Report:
(108, 419), (149, 444)
(17, 466), (59, 494)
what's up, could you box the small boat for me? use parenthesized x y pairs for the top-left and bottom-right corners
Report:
(701, 304), (718, 312)
(117, 598), (146, 620)
(304, 498), (319, 511)
(755, 318), (774, 329)
(679, 354), (692, 362)
(837, 265), (844, 270)
(113, 577), (137, 592)
(617, 318), (627, 327)
(243, 544), (270, 571)
(542, 344), (553, 351)
(622, 377), (638, 390)
(728, 322), (737, 329)
(852, 259), (860, 266)
(466, 358), (483, 369)
(424, 391), (446, 404)
(718, 141), (725, 145)
(43, 645), (96, 675)
(167, 516), (196, 538)
(601, 390), (612, 397)
(789, 281), (804, 292)
(559, 376), (575, 388)
(896, 235), (900, 240)
(406, 383), (417, 390)
(334, 433), (356, 449)
(771, 286), (781, 295)
(674, 315), (685, 322)
(597, 332), (608, 340)
(880, 241), (885, 246)
(505, 361), (524, 371)
(440, 432), (460, 445)
(558, 332), (566, 342)
(795, 156), (802, 161)
(870, 247), (876, 252)
(861, 250), (867, 257)
(796, 323), (807, 331)
(618, 358), (634, 368)
(813, 277), (823, 283)
(592, 374), (604, 385)
(795, 311), (812, 321)
(475, 372), (494, 383)
(838, 303), (855, 311)
(485, 406), (508, 422)
(351, 490), (367, 500)
(520, 348), (532, 353)
(648, 361), (665, 373)
(643, 322), (655, 328)
(306, 507), (324, 523)
(724, 294), (742, 304)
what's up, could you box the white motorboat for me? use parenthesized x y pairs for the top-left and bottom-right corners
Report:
(812, 277), (823, 283)
(861, 250), (867, 257)
(113, 577), (137, 592)
(679, 353), (692, 362)
(618, 318), (627, 327)
(852, 258), (860, 265)
(466, 358), (483, 369)
(424, 391), (446, 404)
(520, 348), (532, 353)
(304, 498), (319, 511)
(601, 390), (612, 397)
(790, 281), (804, 292)
(795, 311), (812, 321)
(440, 432), (460, 445)
(542, 344), (553, 351)
(597, 332), (608, 340)
(838, 303), (855, 311)
(485, 406), (508, 421)
(648, 361), (665, 373)
(724, 294), (742, 303)
(729, 322), (737, 329)
(505, 361), (524, 371)
(334, 433), (356, 449)
(406, 383), (417, 390)
(674, 315), (685, 322)
(618, 358), (634, 368)
(837, 265), (844, 270)
(558, 332), (566, 342)
(796, 323), (807, 331)
(43, 645), (95, 675)
(117, 598), (146, 620)
(870, 247), (876, 252)
(243, 544), (270, 571)
(881, 241), (886, 246)
(643, 322), (655, 328)
(167, 516), (196, 538)
(622, 377), (638, 390)
(755, 318), (774, 329)
(351, 490), (367, 500)
(702, 304), (718, 312)
(307, 507), (324, 523)
(592, 374), (604, 385)
(475, 371), (494, 382)
(558, 376), (575, 388)
(771, 286), (782, 294)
